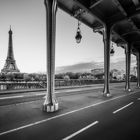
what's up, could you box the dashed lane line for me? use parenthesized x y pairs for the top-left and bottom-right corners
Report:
(0, 94), (126, 136)
(113, 102), (134, 114)
(62, 121), (99, 140)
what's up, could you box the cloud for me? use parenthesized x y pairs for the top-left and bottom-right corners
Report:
(56, 57), (136, 74)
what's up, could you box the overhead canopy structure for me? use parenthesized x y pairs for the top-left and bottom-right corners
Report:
(43, 0), (140, 112)
(58, 0), (140, 53)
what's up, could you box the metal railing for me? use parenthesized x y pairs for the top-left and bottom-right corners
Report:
(0, 79), (127, 91)
(55, 79), (104, 87)
(0, 81), (45, 91)
(0, 79), (105, 91)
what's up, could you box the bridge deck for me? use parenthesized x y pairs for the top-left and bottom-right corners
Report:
(0, 82), (139, 140)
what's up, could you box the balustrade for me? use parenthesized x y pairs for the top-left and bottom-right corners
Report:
(0, 79), (123, 92)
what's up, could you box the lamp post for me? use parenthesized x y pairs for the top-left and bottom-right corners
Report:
(43, 0), (58, 112)
(125, 43), (131, 92)
(75, 20), (82, 43)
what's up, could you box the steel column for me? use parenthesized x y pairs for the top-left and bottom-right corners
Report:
(125, 44), (131, 92)
(137, 52), (140, 88)
(103, 26), (111, 97)
(43, 0), (58, 112)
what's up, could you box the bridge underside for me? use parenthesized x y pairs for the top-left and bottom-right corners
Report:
(43, 0), (140, 112)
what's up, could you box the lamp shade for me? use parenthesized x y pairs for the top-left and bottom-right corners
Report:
(110, 47), (115, 56)
(75, 30), (82, 43)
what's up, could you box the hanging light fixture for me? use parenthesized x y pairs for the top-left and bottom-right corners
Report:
(110, 42), (115, 56)
(75, 20), (82, 43)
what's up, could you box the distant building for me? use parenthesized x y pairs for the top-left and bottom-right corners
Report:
(1, 27), (20, 73)
(91, 68), (104, 79)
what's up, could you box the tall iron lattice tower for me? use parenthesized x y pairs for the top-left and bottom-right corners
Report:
(1, 26), (20, 73)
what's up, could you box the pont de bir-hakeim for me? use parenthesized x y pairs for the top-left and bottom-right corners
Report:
(1, 26), (20, 73)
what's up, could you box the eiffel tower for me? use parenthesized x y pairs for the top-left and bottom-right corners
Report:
(1, 26), (20, 73)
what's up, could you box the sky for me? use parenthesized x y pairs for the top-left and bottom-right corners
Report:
(0, 0), (136, 73)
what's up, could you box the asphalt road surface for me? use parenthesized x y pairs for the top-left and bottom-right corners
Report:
(0, 82), (140, 140)
(0, 82), (127, 106)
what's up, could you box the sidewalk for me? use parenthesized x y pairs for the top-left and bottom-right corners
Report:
(0, 83), (105, 95)
(0, 82), (135, 95)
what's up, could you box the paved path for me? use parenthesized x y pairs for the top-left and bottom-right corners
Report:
(0, 82), (133, 106)
(0, 82), (139, 140)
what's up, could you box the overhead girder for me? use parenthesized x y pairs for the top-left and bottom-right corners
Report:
(121, 30), (140, 37)
(90, 0), (140, 50)
(58, 0), (105, 29)
(111, 14), (140, 52)
(58, 0), (140, 53)
(89, 0), (103, 9)
(58, 0), (140, 50)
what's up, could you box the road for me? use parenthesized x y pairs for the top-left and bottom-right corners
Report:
(0, 82), (140, 140)
(0, 82), (129, 106)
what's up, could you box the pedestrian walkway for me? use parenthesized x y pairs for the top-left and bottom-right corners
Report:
(0, 83), (104, 95)
(0, 81), (132, 96)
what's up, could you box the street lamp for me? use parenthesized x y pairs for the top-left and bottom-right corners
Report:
(75, 20), (82, 43)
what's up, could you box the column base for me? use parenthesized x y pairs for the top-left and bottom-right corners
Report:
(125, 88), (132, 92)
(102, 92), (112, 97)
(43, 99), (59, 112)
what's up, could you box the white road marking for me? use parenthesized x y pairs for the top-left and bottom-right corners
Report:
(55, 86), (102, 93)
(62, 121), (99, 140)
(0, 93), (45, 101)
(0, 94), (126, 136)
(0, 95), (23, 100)
(137, 98), (140, 100)
(0, 87), (102, 100)
(113, 102), (134, 114)
(35, 93), (45, 96)
(0, 100), (39, 108)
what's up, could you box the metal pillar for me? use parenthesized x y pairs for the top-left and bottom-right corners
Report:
(125, 44), (131, 92)
(137, 52), (140, 88)
(103, 25), (111, 97)
(43, 0), (59, 112)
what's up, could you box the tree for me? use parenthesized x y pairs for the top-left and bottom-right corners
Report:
(23, 74), (32, 82)
(6, 73), (15, 81)
(14, 73), (24, 80)
(0, 73), (6, 81)
(55, 73), (64, 79)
